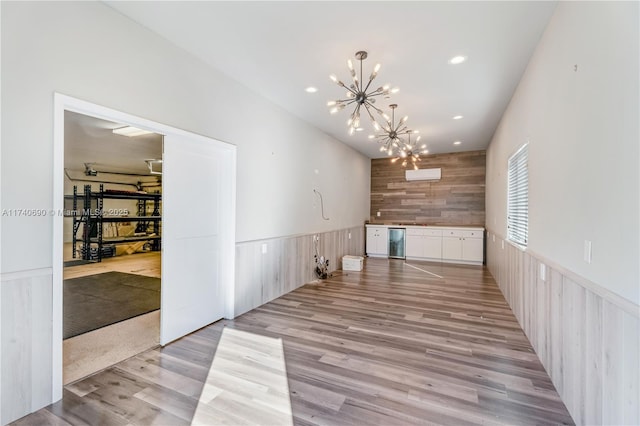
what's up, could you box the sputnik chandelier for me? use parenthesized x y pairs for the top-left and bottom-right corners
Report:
(369, 104), (412, 156)
(391, 131), (428, 170)
(327, 51), (398, 134)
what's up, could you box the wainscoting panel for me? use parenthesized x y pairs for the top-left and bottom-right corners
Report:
(487, 231), (640, 425)
(234, 226), (364, 317)
(1, 269), (53, 425)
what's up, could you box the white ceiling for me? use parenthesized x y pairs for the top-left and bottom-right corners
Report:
(65, 111), (163, 177)
(106, 1), (556, 158)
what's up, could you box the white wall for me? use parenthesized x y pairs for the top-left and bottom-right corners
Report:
(486, 1), (639, 305)
(0, 2), (370, 423)
(1, 1), (370, 273)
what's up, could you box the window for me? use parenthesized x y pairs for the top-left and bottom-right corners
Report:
(507, 143), (528, 246)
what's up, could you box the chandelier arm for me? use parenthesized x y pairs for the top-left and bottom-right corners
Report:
(363, 74), (376, 93)
(363, 100), (384, 115)
(343, 85), (359, 96)
(363, 104), (383, 127)
(335, 98), (357, 106)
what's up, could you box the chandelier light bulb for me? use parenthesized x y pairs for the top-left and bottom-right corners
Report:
(329, 74), (337, 83)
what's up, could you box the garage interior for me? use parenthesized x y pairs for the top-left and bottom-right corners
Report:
(62, 111), (163, 383)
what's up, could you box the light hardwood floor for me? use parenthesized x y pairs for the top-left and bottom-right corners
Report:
(16, 258), (573, 425)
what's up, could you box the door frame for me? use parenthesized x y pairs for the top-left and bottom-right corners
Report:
(52, 93), (236, 401)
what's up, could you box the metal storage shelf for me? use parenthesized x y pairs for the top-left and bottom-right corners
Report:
(90, 236), (162, 244)
(71, 184), (162, 262)
(100, 216), (162, 222)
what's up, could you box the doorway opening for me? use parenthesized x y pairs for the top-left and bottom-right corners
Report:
(62, 111), (163, 384)
(53, 95), (236, 399)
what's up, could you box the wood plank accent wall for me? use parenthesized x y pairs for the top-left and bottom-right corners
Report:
(234, 226), (364, 317)
(370, 150), (485, 225)
(486, 230), (640, 426)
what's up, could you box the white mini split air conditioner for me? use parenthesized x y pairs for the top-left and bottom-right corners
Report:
(405, 168), (441, 181)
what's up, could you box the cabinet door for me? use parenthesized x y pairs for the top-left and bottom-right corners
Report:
(442, 236), (462, 260)
(423, 236), (442, 259)
(366, 228), (378, 254)
(462, 237), (483, 262)
(405, 234), (423, 258)
(377, 228), (389, 255)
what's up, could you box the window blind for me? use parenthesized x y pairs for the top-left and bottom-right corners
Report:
(507, 143), (528, 246)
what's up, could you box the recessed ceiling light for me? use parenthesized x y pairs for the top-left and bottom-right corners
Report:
(448, 55), (467, 65)
(305, 86), (318, 93)
(112, 126), (153, 137)
(453, 141), (462, 145)
(453, 115), (464, 120)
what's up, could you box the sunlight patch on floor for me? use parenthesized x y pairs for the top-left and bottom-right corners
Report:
(191, 327), (294, 425)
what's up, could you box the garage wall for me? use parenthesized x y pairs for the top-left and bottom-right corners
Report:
(0, 2), (370, 423)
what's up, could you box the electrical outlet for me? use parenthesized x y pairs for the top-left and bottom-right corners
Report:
(492, 234), (495, 243)
(584, 240), (592, 264)
(348, 232), (351, 240)
(501, 240), (504, 250)
(539, 263), (546, 281)
(377, 211), (381, 217)
(261, 243), (268, 254)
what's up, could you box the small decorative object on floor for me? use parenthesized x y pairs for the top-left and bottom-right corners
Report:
(313, 234), (331, 279)
(315, 254), (330, 279)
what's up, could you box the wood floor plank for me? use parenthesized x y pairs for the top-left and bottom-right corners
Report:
(14, 258), (573, 425)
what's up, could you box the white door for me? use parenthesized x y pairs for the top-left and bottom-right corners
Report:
(161, 133), (235, 345)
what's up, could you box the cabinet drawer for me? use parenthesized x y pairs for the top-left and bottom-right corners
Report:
(442, 229), (465, 237)
(462, 230), (483, 238)
(424, 229), (443, 237)
(406, 228), (426, 236)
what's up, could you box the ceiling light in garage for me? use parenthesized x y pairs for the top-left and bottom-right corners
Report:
(112, 126), (153, 137)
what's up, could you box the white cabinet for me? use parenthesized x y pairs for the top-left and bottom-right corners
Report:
(366, 226), (388, 256)
(406, 228), (442, 260)
(405, 231), (424, 258)
(366, 225), (483, 265)
(441, 229), (484, 263)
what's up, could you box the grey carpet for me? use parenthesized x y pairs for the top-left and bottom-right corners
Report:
(64, 271), (160, 339)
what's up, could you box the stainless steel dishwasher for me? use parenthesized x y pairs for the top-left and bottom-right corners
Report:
(388, 228), (406, 259)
